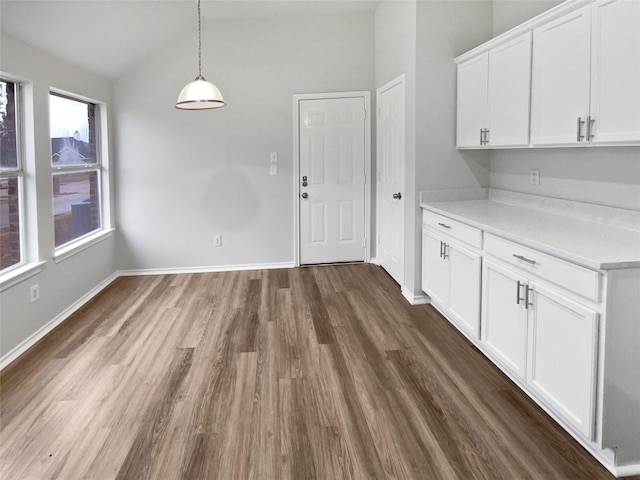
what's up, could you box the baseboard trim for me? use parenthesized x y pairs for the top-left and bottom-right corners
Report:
(0, 271), (120, 371)
(614, 463), (640, 478)
(119, 262), (296, 277)
(401, 287), (430, 305)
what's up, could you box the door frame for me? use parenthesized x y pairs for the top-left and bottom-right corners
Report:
(292, 91), (372, 267)
(375, 75), (406, 283)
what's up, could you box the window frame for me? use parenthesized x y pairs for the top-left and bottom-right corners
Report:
(0, 77), (27, 275)
(49, 89), (112, 259)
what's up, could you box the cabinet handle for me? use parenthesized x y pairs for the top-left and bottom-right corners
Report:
(480, 128), (484, 145)
(439, 241), (444, 258)
(525, 286), (534, 309)
(438, 222), (451, 229)
(443, 242), (449, 260)
(516, 281), (525, 305)
(484, 128), (490, 145)
(513, 254), (536, 265)
(587, 116), (595, 141)
(577, 117), (585, 142)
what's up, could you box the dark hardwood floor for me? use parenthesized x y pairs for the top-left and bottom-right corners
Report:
(0, 264), (627, 479)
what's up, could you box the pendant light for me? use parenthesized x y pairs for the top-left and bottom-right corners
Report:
(175, 0), (226, 109)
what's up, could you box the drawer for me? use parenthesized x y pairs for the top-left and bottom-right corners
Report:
(484, 234), (601, 303)
(423, 210), (482, 249)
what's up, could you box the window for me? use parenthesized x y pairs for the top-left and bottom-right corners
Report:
(0, 79), (24, 272)
(50, 92), (103, 248)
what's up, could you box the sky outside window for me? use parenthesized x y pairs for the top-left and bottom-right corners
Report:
(50, 94), (90, 142)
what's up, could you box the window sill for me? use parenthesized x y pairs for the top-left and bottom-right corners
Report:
(0, 261), (47, 292)
(53, 228), (115, 264)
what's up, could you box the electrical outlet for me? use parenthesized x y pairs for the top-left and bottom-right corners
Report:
(530, 169), (540, 186)
(214, 235), (222, 247)
(30, 284), (39, 303)
(270, 164), (277, 176)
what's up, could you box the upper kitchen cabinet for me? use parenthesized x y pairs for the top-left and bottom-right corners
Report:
(457, 53), (489, 148)
(456, 33), (532, 149)
(589, 0), (640, 144)
(530, 5), (592, 146)
(531, 0), (640, 146)
(488, 33), (533, 147)
(456, 0), (640, 149)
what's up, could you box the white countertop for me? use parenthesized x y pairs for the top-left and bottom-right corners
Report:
(420, 199), (640, 270)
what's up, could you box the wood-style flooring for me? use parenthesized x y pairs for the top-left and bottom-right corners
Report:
(0, 264), (627, 479)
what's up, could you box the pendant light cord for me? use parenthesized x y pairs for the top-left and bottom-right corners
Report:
(197, 0), (203, 79)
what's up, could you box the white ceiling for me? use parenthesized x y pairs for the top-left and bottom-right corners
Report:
(1, 0), (380, 79)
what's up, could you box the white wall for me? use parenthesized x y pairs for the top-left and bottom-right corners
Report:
(413, 1), (493, 294)
(491, 148), (640, 210)
(490, 0), (640, 211)
(374, 0), (492, 297)
(0, 34), (116, 358)
(492, 0), (562, 37)
(113, 12), (375, 271)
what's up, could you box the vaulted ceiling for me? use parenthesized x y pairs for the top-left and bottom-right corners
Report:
(1, 0), (380, 78)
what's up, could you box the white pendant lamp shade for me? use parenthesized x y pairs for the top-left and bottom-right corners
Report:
(176, 75), (225, 109)
(175, 0), (226, 110)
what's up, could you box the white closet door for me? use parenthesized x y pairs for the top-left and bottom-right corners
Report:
(377, 77), (405, 285)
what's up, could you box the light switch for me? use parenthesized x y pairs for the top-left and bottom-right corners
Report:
(270, 152), (278, 163)
(270, 164), (277, 176)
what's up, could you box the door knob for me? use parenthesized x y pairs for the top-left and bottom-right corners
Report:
(301, 192), (308, 199)
(392, 192), (402, 199)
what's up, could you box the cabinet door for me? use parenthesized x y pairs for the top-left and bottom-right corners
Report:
(481, 260), (528, 380)
(457, 53), (489, 148)
(488, 32), (532, 147)
(590, 0), (640, 144)
(422, 230), (449, 307)
(448, 243), (481, 338)
(527, 282), (598, 440)
(531, 5), (592, 146)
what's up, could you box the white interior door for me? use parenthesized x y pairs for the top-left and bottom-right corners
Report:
(377, 77), (405, 285)
(299, 97), (366, 265)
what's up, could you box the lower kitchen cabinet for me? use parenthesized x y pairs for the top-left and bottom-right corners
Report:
(481, 260), (528, 380)
(481, 259), (598, 439)
(421, 204), (640, 474)
(422, 230), (449, 307)
(527, 282), (598, 440)
(422, 226), (481, 339)
(448, 241), (482, 338)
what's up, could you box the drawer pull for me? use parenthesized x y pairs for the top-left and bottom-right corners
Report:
(438, 222), (451, 229)
(577, 117), (585, 142)
(513, 254), (536, 265)
(587, 116), (595, 141)
(526, 286), (534, 309)
(516, 281), (525, 305)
